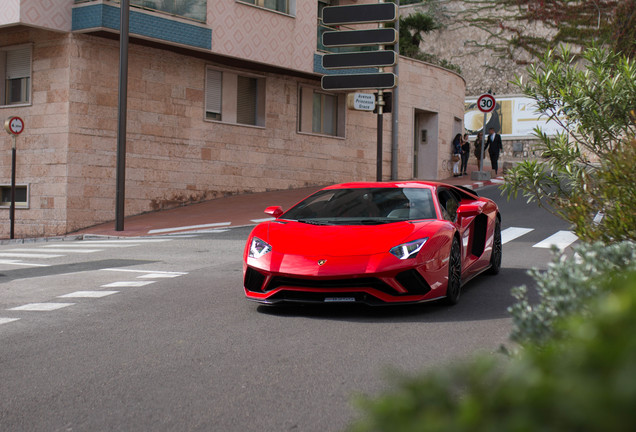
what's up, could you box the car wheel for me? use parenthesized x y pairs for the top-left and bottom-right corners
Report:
(487, 219), (502, 275)
(444, 237), (461, 305)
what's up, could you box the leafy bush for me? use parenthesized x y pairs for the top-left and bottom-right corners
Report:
(348, 269), (636, 432)
(508, 241), (636, 346)
(503, 47), (636, 242)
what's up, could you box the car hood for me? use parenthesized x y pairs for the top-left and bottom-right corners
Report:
(258, 220), (437, 257)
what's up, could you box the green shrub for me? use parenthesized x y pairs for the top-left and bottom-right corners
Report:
(348, 270), (636, 432)
(508, 241), (636, 346)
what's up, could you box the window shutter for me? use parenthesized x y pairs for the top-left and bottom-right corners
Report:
(6, 47), (31, 79)
(205, 69), (222, 114)
(237, 76), (257, 125)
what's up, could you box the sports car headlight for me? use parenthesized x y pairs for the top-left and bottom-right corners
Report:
(390, 238), (428, 260)
(249, 237), (272, 259)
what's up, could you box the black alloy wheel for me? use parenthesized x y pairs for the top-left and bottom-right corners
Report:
(444, 237), (462, 305)
(487, 219), (502, 275)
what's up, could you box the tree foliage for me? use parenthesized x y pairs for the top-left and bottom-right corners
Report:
(391, 4), (462, 74)
(459, 0), (635, 64)
(502, 46), (636, 242)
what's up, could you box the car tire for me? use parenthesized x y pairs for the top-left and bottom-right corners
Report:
(487, 219), (502, 275)
(444, 237), (462, 305)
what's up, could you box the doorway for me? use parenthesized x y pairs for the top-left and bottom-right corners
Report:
(413, 110), (438, 179)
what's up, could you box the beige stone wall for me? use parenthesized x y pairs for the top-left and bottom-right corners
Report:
(396, 56), (466, 179)
(0, 28), (71, 238)
(0, 26), (466, 238)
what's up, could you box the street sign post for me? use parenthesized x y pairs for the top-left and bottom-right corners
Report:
(321, 72), (397, 91)
(4, 116), (25, 239)
(320, 1), (398, 181)
(322, 28), (397, 48)
(322, 50), (396, 70)
(472, 93), (496, 181)
(322, 3), (397, 26)
(347, 93), (376, 111)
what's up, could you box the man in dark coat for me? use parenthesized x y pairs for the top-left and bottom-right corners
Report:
(484, 127), (503, 175)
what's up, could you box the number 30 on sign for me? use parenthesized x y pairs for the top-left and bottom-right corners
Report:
(477, 94), (496, 113)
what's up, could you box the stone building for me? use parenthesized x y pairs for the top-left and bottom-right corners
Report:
(1, 0), (465, 238)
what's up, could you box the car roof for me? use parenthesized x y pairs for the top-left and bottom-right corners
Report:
(323, 181), (441, 191)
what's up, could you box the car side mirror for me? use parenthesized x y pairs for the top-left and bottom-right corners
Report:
(264, 206), (284, 218)
(457, 203), (480, 218)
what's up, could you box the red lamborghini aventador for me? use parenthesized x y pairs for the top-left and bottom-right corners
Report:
(243, 181), (502, 306)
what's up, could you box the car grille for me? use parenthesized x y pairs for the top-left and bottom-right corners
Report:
(245, 268), (431, 297)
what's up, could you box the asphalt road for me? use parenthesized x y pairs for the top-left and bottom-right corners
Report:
(0, 186), (573, 432)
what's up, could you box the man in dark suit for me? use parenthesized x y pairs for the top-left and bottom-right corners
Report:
(484, 127), (503, 175)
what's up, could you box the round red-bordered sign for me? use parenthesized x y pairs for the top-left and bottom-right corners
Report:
(477, 94), (496, 113)
(4, 116), (25, 135)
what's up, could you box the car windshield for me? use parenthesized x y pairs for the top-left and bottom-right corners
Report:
(282, 188), (436, 225)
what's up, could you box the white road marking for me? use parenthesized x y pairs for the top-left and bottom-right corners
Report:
(9, 303), (74, 311)
(0, 252), (64, 259)
(251, 217), (275, 223)
(41, 243), (138, 248)
(0, 260), (50, 267)
(101, 281), (156, 288)
(148, 222), (231, 234)
(136, 273), (184, 279)
(0, 318), (20, 325)
(533, 230), (579, 251)
(101, 268), (187, 276)
(501, 227), (534, 244)
(58, 291), (119, 298)
(76, 239), (171, 243)
(9, 248), (102, 254)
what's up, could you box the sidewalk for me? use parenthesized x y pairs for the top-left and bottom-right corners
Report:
(75, 163), (503, 238)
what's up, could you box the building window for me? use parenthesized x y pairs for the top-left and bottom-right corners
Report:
(313, 92), (337, 135)
(1, 45), (31, 106)
(205, 69), (222, 120)
(238, 0), (294, 15)
(298, 86), (344, 137)
(205, 67), (265, 127)
(0, 185), (29, 208)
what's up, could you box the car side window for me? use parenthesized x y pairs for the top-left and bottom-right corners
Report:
(438, 189), (459, 222)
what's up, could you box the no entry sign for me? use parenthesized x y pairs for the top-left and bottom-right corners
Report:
(4, 116), (25, 135)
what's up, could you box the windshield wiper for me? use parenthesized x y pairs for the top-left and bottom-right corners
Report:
(356, 219), (404, 225)
(297, 219), (332, 226)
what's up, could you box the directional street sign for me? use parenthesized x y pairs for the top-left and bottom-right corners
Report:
(347, 93), (376, 111)
(322, 50), (396, 69)
(322, 3), (398, 26)
(322, 28), (397, 48)
(322, 73), (397, 91)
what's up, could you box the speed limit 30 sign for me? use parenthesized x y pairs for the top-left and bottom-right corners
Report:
(477, 93), (496, 113)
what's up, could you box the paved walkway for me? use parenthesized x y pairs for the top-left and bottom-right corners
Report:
(75, 163), (504, 238)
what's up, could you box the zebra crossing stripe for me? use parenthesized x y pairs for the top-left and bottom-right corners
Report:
(58, 291), (119, 298)
(0, 252), (63, 259)
(9, 303), (74, 311)
(0, 318), (20, 325)
(532, 230), (579, 251)
(9, 248), (102, 254)
(0, 260), (50, 267)
(501, 227), (534, 244)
